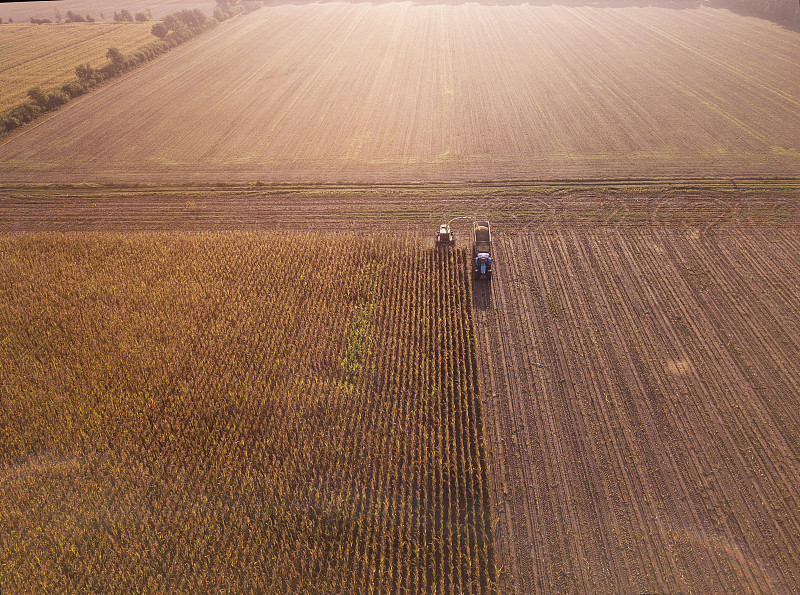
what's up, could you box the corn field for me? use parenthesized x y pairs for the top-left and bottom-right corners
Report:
(0, 232), (496, 593)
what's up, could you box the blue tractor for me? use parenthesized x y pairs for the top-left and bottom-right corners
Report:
(472, 221), (492, 280)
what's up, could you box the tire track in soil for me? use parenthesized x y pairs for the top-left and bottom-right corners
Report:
(473, 216), (800, 593)
(473, 237), (541, 593)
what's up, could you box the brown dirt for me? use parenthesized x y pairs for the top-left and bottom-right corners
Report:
(1, 4), (799, 183)
(2, 179), (799, 232)
(473, 209), (800, 592)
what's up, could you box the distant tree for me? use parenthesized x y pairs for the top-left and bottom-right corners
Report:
(54, 8), (61, 23)
(0, 18), (4, 24)
(25, 87), (69, 111)
(9, 17), (13, 23)
(106, 47), (125, 70)
(151, 22), (168, 38)
(214, 0), (261, 19)
(27, 87), (48, 109)
(61, 81), (86, 98)
(1, 115), (22, 133)
(114, 9), (134, 22)
(86, 15), (95, 22)
(45, 90), (69, 110)
(135, 12), (148, 22)
(66, 10), (87, 23)
(100, 12), (105, 20)
(76, 63), (96, 85)
(162, 14), (179, 30)
(15, 102), (42, 121)
(182, 9), (207, 28)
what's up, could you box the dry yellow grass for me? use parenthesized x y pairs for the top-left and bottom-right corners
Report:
(0, 22), (154, 111)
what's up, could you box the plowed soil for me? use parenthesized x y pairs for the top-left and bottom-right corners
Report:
(474, 209), (800, 592)
(1, 3), (799, 182)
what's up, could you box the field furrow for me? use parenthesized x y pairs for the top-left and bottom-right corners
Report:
(476, 219), (800, 593)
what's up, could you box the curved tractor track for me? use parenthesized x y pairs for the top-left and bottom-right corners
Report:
(474, 217), (800, 593)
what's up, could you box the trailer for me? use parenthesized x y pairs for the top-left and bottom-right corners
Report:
(472, 221), (492, 280)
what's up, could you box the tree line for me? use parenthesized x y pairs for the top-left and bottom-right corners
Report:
(1, 2), (261, 136)
(21, 8), (149, 24)
(718, 0), (800, 24)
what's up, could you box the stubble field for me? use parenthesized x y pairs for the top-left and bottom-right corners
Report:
(0, 3), (798, 182)
(0, 22), (155, 112)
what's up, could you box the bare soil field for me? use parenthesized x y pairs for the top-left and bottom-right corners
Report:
(0, 22), (155, 111)
(474, 213), (800, 591)
(0, 3), (798, 182)
(2, 179), (799, 232)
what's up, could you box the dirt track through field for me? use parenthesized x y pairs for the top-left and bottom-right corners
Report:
(1, 3), (799, 182)
(3, 180), (800, 232)
(474, 220), (800, 592)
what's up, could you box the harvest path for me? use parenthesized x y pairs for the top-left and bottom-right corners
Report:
(475, 222), (800, 592)
(1, 3), (799, 182)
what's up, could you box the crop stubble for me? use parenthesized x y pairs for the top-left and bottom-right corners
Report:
(0, 3), (798, 182)
(474, 214), (800, 592)
(0, 22), (155, 112)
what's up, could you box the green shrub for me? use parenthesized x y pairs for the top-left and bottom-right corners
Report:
(61, 81), (86, 99)
(27, 87), (48, 109)
(1, 116), (21, 133)
(151, 22), (168, 38)
(45, 90), (69, 110)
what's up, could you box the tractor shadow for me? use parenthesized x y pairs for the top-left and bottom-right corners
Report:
(472, 278), (493, 312)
